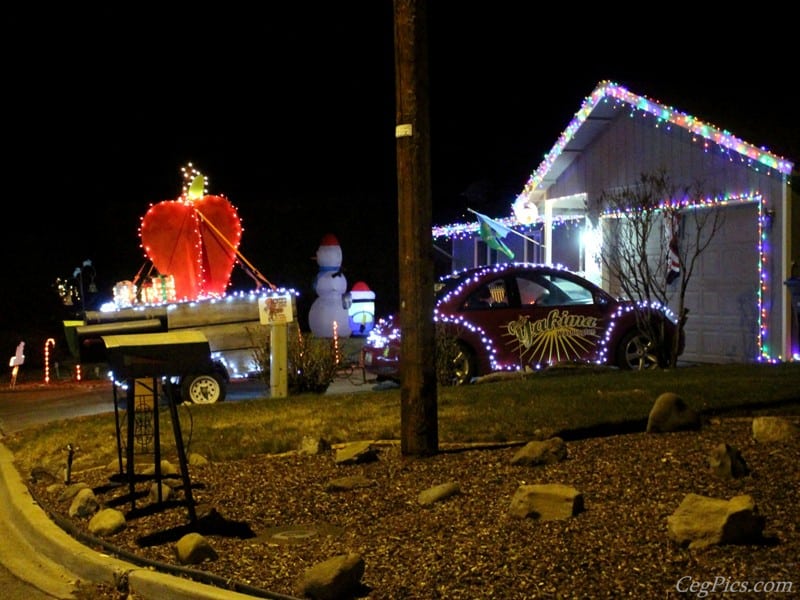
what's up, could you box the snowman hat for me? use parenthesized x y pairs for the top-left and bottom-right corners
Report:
(311, 233), (341, 260)
(319, 233), (339, 247)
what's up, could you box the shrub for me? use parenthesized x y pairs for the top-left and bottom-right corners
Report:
(251, 324), (340, 394)
(287, 326), (340, 394)
(435, 323), (462, 386)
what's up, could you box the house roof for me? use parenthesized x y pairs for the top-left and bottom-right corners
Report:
(433, 80), (794, 239)
(516, 80), (795, 208)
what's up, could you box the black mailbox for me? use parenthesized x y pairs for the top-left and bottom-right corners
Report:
(101, 330), (214, 379)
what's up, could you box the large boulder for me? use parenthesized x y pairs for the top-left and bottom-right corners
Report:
(752, 416), (799, 443)
(708, 443), (749, 479)
(88, 508), (126, 537)
(510, 437), (567, 466)
(296, 553), (366, 600)
(667, 493), (765, 549)
(509, 483), (583, 520)
(175, 532), (218, 565)
(647, 392), (701, 433)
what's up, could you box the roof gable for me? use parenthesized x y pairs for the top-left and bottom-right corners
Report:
(516, 80), (794, 209)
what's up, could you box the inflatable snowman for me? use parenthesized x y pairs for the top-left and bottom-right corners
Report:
(308, 234), (352, 338)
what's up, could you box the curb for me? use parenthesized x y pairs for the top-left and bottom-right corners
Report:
(0, 442), (271, 600)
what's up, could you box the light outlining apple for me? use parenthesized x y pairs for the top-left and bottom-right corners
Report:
(140, 163), (243, 301)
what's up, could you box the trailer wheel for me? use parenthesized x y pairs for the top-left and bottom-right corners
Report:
(181, 373), (227, 404)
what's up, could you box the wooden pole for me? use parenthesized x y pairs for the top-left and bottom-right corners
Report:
(394, 0), (438, 456)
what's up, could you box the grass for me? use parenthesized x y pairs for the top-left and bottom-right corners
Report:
(4, 362), (800, 478)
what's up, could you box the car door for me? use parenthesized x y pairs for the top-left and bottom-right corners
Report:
(496, 271), (610, 369)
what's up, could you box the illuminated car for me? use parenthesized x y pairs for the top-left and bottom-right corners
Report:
(361, 263), (684, 384)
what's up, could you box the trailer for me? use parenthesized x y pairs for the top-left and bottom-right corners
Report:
(66, 292), (274, 403)
(60, 164), (298, 402)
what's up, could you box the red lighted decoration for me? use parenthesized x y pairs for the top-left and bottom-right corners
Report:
(140, 164), (242, 301)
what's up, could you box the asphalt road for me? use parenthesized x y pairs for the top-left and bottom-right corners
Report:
(0, 377), (271, 436)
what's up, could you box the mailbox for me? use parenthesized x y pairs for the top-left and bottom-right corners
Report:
(101, 330), (215, 379)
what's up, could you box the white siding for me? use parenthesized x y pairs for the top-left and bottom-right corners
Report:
(543, 107), (789, 363)
(677, 203), (759, 363)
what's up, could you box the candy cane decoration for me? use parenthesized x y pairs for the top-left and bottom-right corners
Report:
(44, 338), (56, 383)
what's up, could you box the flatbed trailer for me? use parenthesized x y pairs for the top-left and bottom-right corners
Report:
(66, 293), (271, 403)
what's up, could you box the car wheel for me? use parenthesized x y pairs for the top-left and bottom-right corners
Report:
(616, 330), (660, 370)
(181, 373), (227, 404)
(452, 342), (477, 385)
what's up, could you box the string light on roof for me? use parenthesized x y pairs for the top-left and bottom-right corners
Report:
(518, 80), (793, 202)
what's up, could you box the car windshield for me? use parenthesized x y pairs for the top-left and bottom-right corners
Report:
(517, 273), (595, 306)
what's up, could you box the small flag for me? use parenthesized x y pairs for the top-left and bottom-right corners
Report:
(474, 210), (515, 260)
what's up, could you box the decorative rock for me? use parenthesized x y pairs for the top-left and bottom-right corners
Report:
(646, 392), (701, 433)
(510, 437), (567, 466)
(58, 481), (90, 503)
(418, 482), (461, 506)
(30, 466), (58, 485)
(88, 508), (126, 536)
(296, 552), (366, 600)
(300, 436), (332, 455)
(142, 459), (179, 477)
(325, 476), (377, 492)
(148, 481), (174, 503)
(509, 483), (584, 520)
(708, 443), (749, 479)
(335, 441), (378, 465)
(175, 532), (218, 565)
(68, 487), (99, 518)
(188, 453), (209, 466)
(667, 493), (765, 549)
(752, 416), (799, 443)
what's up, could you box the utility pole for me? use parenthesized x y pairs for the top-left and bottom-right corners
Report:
(393, 0), (438, 455)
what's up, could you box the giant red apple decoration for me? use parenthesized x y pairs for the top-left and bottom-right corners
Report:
(140, 164), (242, 301)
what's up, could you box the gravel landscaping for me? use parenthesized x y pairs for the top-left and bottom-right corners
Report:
(28, 414), (799, 599)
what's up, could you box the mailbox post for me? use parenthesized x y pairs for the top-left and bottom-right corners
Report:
(259, 292), (295, 399)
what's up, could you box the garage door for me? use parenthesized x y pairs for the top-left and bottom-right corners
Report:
(675, 202), (759, 364)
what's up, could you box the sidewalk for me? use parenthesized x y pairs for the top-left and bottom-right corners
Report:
(0, 442), (290, 600)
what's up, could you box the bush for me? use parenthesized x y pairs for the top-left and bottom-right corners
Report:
(251, 324), (340, 394)
(287, 326), (339, 394)
(435, 323), (463, 386)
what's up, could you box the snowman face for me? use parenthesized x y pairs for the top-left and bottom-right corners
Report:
(316, 245), (342, 268)
(315, 271), (347, 295)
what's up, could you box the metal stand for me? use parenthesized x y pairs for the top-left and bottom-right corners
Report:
(112, 377), (197, 523)
(104, 332), (217, 523)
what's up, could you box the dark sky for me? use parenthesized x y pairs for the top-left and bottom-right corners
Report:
(3, 3), (798, 343)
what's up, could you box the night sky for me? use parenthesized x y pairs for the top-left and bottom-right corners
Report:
(3, 3), (798, 356)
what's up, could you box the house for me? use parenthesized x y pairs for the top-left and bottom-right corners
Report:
(432, 80), (798, 364)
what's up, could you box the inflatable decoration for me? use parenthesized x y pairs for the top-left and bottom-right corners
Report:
(308, 233), (352, 338)
(140, 164), (242, 301)
(348, 280), (376, 336)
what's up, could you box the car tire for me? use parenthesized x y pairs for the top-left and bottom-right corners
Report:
(181, 373), (227, 404)
(452, 341), (477, 385)
(616, 330), (661, 370)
